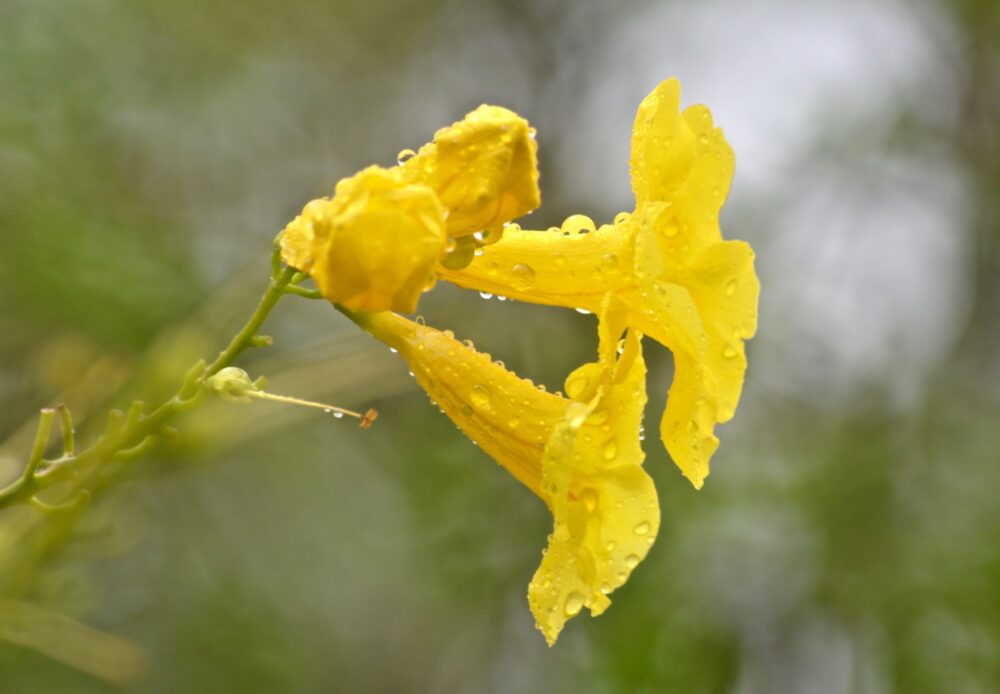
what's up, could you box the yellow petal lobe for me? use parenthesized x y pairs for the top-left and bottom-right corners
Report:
(529, 308), (659, 645)
(630, 78), (697, 206)
(401, 105), (540, 238)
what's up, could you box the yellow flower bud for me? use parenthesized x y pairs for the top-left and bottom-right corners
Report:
(281, 166), (447, 313)
(402, 105), (540, 238)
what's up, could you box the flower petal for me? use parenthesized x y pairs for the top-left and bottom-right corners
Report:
(629, 78), (697, 206)
(676, 240), (759, 421)
(529, 325), (659, 645)
(401, 105), (540, 238)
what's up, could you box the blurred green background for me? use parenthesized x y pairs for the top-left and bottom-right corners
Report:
(1, 0), (998, 692)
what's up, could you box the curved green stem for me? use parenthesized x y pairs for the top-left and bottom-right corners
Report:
(0, 261), (306, 512)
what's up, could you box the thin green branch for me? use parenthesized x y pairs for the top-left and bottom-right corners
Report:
(0, 256), (315, 513)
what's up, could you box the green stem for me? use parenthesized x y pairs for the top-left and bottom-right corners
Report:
(205, 266), (296, 376)
(0, 263), (303, 511)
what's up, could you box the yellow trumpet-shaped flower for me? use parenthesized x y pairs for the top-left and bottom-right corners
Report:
(348, 297), (658, 646)
(438, 78), (759, 488)
(281, 106), (541, 311)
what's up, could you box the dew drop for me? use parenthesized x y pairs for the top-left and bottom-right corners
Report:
(508, 416), (520, 428)
(625, 554), (640, 569)
(562, 214), (596, 235)
(601, 253), (618, 270)
(471, 384), (491, 410)
(725, 279), (737, 296)
(479, 291), (493, 300)
(580, 488), (598, 513)
(603, 441), (618, 461)
(613, 211), (631, 225)
(564, 592), (585, 616)
(322, 408), (332, 414)
(575, 307), (592, 315)
(605, 540), (616, 552)
(600, 583), (612, 595)
(333, 411), (344, 419)
(396, 148), (416, 165)
(634, 522), (651, 536)
(510, 263), (536, 291)
(723, 344), (737, 359)
(415, 315), (426, 326)
(664, 225), (679, 237)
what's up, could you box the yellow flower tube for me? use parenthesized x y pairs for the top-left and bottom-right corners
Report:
(437, 78), (760, 488)
(347, 297), (658, 646)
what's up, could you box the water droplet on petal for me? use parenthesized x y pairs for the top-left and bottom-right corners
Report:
(396, 148), (416, 165)
(415, 315), (426, 326)
(510, 263), (536, 291)
(564, 592), (585, 616)
(322, 408), (332, 414)
(634, 522), (651, 536)
(470, 384), (491, 410)
(562, 214), (596, 235)
(479, 291), (494, 300)
(625, 554), (640, 569)
(580, 488), (598, 513)
(725, 279), (738, 296)
(723, 344), (737, 359)
(613, 211), (631, 225)
(601, 253), (618, 270)
(575, 307), (592, 315)
(605, 540), (616, 552)
(333, 411), (344, 419)
(603, 441), (618, 461)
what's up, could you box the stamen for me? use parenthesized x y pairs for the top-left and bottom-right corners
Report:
(244, 390), (373, 426)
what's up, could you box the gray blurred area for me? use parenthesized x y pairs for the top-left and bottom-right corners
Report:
(1, 0), (998, 692)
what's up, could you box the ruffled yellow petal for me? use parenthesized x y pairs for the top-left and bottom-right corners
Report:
(630, 78), (697, 206)
(349, 301), (658, 645)
(401, 105), (540, 238)
(529, 314), (659, 645)
(280, 166), (447, 313)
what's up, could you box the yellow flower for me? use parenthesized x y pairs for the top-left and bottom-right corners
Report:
(437, 78), (759, 489)
(280, 105), (541, 311)
(399, 104), (540, 240)
(280, 166), (447, 313)
(348, 297), (658, 646)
